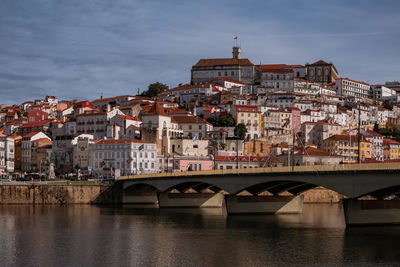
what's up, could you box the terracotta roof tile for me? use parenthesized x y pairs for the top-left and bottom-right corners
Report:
(194, 58), (254, 67)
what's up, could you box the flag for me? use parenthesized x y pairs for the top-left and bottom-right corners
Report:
(127, 157), (132, 164)
(192, 134), (199, 142)
(234, 36), (238, 40)
(139, 144), (144, 150)
(100, 161), (105, 168)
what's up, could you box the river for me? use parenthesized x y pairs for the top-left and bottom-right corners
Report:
(0, 204), (399, 266)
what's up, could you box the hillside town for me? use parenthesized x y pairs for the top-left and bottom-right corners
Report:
(1, 46), (400, 179)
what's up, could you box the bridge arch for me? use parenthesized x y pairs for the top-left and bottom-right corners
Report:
(234, 180), (318, 196)
(359, 185), (400, 199)
(124, 183), (160, 195)
(166, 181), (223, 194)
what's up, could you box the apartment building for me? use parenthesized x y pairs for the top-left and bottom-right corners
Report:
(335, 78), (371, 100)
(91, 139), (157, 178)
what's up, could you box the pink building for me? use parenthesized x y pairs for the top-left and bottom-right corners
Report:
(173, 158), (213, 172)
(286, 107), (301, 133)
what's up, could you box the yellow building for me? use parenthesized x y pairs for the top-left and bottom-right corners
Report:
(279, 110), (292, 130)
(232, 105), (262, 139)
(244, 140), (272, 156)
(383, 138), (400, 160)
(323, 134), (372, 164)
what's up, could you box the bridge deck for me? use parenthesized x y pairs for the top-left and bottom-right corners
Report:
(119, 162), (400, 181)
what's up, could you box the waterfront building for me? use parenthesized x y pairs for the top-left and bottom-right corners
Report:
(173, 157), (213, 172)
(21, 132), (51, 173)
(214, 155), (282, 169)
(31, 138), (52, 175)
(91, 139), (157, 178)
(277, 146), (342, 166)
(360, 129), (384, 161)
(73, 135), (95, 177)
(322, 134), (372, 163)
(383, 138), (400, 160)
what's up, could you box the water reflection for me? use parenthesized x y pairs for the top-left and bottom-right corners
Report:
(0, 204), (398, 266)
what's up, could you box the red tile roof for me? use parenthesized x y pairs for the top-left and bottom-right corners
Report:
(258, 64), (294, 73)
(337, 78), (370, 86)
(234, 105), (259, 113)
(118, 114), (141, 121)
(383, 138), (400, 145)
(95, 139), (152, 144)
(92, 95), (134, 103)
(145, 102), (168, 116)
(23, 132), (41, 138)
(171, 116), (210, 124)
(216, 77), (247, 85)
(194, 58), (254, 67)
(214, 155), (281, 163)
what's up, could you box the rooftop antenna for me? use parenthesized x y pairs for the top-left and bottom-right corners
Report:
(100, 92), (103, 100)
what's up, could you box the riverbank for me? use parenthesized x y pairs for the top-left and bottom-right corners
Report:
(0, 184), (342, 205)
(0, 184), (122, 205)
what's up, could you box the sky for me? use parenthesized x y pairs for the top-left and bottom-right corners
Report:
(1, 0), (400, 105)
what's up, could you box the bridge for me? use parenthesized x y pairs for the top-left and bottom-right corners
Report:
(118, 163), (400, 225)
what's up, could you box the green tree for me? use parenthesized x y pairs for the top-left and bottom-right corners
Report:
(234, 123), (247, 140)
(206, 117), (217, 125)
(218, 115), (236, 127)
(373, 123), (380, 132)
(140, 82), (168, 97)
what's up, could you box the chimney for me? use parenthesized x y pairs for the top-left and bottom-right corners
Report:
(232, 46), (241, 59)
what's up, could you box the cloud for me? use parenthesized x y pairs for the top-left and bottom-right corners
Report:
(0, 0), (399, 105)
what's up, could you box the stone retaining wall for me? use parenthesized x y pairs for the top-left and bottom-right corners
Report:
(0, 184), (122, 205)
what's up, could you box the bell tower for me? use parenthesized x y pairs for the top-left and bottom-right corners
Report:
(232, 46), (241, 59)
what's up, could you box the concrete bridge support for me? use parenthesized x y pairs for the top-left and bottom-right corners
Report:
(225, 195), (304, 214)
(158, 192), (224, 208)
(122, 192), (159, 207)
(343, 199), (400, 225)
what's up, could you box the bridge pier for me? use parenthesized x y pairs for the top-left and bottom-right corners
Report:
(122, 192), (159, 208)
(225, 195), (304, 214)
(158, 192), (225, 208)
(343, 199), (400, 225)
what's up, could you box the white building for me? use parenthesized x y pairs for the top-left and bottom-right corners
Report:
(335, 78), (371, 100)
(371, 85), (398, 103)
(191, 47), (256, 85)
(21, 132), (51, 173)
(76, 108), (124, 139)
(91, 139), (157, 178)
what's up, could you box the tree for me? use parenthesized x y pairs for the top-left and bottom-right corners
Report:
(218, 115), (235, 127)
(140, 82), (168, 98)
(234, 123), (247, 140)
(373, 123), (380, 132)
(206, 117), (217, 125)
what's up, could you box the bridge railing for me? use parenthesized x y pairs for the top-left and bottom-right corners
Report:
(118, 162), (400, 180)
